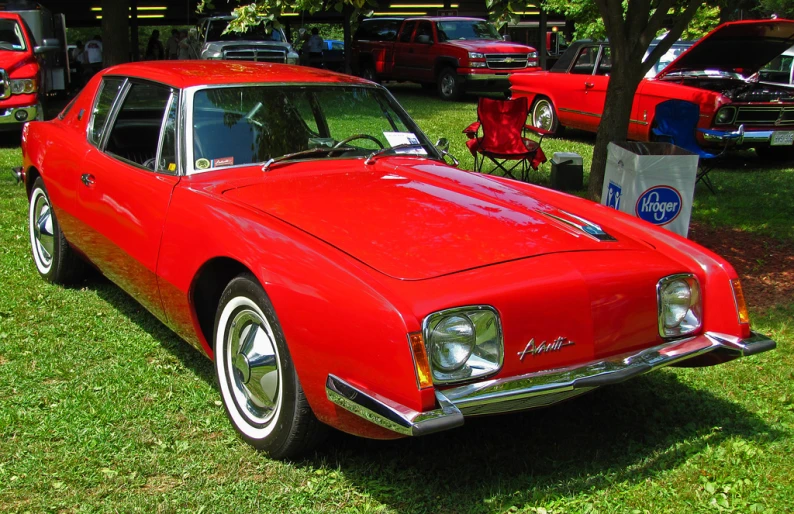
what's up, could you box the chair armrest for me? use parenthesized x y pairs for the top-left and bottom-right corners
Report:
(463, 121), (481, 139)
(524, 124), (553, 137)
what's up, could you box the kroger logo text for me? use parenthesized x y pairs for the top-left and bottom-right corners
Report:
(635, 186), (682, 225)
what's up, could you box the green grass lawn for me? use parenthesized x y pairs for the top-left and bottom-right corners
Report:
(0, 88), (792, 513)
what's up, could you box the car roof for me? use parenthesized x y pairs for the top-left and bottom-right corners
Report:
(98, 61), (371, 89)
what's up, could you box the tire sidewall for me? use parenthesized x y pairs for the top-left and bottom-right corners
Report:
(213, 275), (298, 453)
(531, 96), (560, 133)
(437, 68), (462, 101)
(28, 178), (58, 280)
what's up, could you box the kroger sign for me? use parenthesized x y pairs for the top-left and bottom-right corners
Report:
(635, 186), (682, 225)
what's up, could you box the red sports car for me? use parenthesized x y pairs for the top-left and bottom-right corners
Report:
(17, 61), (775, 458)
(512, 19), (794, 160)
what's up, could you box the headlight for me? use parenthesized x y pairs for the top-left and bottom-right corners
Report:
(657, 274), (702, 338)
(527, 52), (538, 59)
(423, 306), (503, 384)
(468, 52), (484, 59)
(470, 62), (487, 68)
(202, 50), (223, 60)
(714, 106), (736, 125)
(10, 79), (36, 94)
(287, 51), (299, 64)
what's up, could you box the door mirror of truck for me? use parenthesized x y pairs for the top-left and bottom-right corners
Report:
(416, 35), (432, 45)
(34, 38), (60, 54)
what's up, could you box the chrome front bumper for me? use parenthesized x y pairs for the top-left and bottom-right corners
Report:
(326, 331), (775, 437)
(0, 104), (39, 126)
(703, 129), (788, 145)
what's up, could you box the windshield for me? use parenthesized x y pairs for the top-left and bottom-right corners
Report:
(436, 21), (501, 42)
(0, 19), (27, 52)
(190, 85), (436, 172)
(206, 20), (285, 43)
(759, 51), (794, 84)
(644, 43), (692, 78)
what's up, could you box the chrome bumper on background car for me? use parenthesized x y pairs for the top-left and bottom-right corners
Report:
(0, 104), (39, 126)
(326, 331), (776, 437)
(703, 129), (781, 144)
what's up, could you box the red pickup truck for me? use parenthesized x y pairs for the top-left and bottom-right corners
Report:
(352, 17), (540, 100)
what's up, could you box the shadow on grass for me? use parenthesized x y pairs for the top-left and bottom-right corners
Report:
(79, 263), (779, 512)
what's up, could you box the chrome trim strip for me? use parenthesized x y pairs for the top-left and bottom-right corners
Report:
(326, 331), (775, 435)
(463, 73), (512, 81)
(558, 107), (601, 118)
(325, 375), (463, 436)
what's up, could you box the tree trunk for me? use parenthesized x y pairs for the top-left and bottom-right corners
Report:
(588, 70), (643, 200)
(102, 0), (130, 67)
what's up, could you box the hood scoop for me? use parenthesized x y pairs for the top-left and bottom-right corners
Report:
(537, 210), (617, 242)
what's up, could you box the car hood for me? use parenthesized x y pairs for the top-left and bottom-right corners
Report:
(221, 159), (647, 280)
(443, 40), (535, 53)
(657, 19), (794, 78)
(0, 51), (34, 73)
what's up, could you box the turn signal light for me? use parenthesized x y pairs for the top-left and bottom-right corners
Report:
(731, 279), (751, 336)
(408, 332), (433, 389)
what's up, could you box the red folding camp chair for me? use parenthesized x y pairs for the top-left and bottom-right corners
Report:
(463, 96), (551, 181)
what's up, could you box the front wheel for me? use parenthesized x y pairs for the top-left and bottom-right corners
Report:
(28, 177), (85, 284)
(530, 96), (562, 135)
(437, 68), (463, 101)
(214, 273), (326, 459)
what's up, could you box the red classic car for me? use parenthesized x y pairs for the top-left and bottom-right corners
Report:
(17, 61), (775, 458)
(512, 19), (794, 160)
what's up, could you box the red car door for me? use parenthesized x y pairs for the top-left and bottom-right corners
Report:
(556, 44), (604, 131)
(392, 21), (417, 78)
(75, 78), (180, 321)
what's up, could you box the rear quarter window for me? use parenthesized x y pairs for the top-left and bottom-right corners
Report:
(354, 19), (402, 42)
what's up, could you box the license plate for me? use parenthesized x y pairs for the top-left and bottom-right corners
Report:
(771, 131), (794, 146)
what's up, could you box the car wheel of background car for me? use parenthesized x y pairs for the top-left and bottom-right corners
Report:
(531, 96), (561, 134)
(755, 145), (794, 162)
(360, 63), (379, 84)
(214, 273), (326, 459)
(28, 177), (85, 284)
(437, 68), (463, 101)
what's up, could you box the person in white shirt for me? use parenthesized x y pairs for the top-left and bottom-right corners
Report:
(83, 35), (103, 80)
(306, 28), (324, 68)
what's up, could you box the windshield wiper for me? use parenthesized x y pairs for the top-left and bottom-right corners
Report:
(262, 146), (353, 171)
(364, 144), (428, 165)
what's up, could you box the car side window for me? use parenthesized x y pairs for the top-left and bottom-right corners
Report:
(398, 22), (415, 43)
(571, 46), (597, 75)
(596, 47), (612, 76)
(103, 81), (172, 169)
(156, 92), (179, 174)
(415, 22), (433, 43)
(88, 77), (125, 146)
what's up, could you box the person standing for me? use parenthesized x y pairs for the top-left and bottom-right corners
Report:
(178, 29), (200, 59)
(166, 29), (180, 60)
(145, 30), (165, 60)
(306, 27), (324, 68)
(84, 35), (103, 80)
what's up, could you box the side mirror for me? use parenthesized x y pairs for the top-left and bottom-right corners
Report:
(435, 137), (449, 153)
(416, 34), (432, 45)
(34, 38), (59, 54)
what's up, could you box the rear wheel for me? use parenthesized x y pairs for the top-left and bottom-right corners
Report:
(214, 273), (326, 459)
(28, 177), (85, 284)
(755, 145), (794, 162)
(360, 62), (378, 83)
(530, 96), (562, 135)
(437, 68), (463, 101)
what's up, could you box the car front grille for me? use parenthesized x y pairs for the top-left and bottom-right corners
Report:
(486, 54), (529, 70)
(0, 69), (8, 99)
(222, 46), (287, 63)
(734, 106), (794, 126)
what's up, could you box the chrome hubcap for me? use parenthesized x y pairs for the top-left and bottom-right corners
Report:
(441, 75), (454, 96)
(32, 193), (54, 266)
(533, 100), (554, 131)
(228, 310), (280, 424)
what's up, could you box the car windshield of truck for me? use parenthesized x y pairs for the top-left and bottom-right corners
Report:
(436, 21), (501, 42)
(0, 19), (27, 51)
(206, 20), (284, 42)
(191, 85), (436, 173)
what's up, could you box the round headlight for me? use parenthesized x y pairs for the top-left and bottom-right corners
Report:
(428, 315), (475, 372)
(661, 279), (691, 328)
(715, 107), (735, 125)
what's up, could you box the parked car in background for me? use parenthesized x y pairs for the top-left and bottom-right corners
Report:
(759, 44), (794, 84)
(352, 17), (540, 100)
(197, 15), (299, 64)
(0, 6), (65, 129)
(644, 39), (694, 78)
(512, 19), (794, 160)
(321, 39), (344, 72)
(17, 61), (775, 459)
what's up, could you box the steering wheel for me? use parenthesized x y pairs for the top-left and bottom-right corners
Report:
(332, 134), (384, 149)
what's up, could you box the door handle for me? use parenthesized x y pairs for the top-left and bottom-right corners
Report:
(584, 82), (595, 89)
(81, 174), (95, 186)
